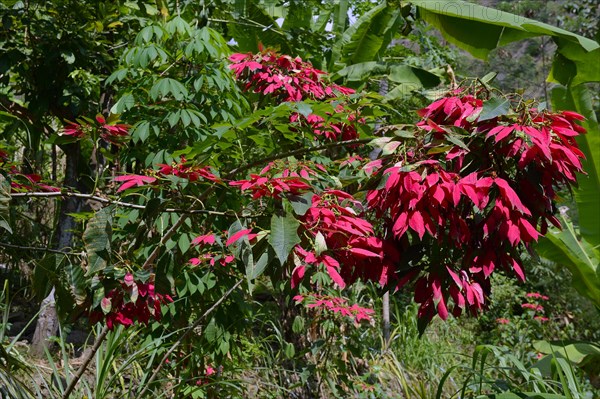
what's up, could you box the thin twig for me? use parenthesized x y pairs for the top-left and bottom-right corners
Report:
(62, 325), (109, 399)
(10, 191), (227, 215)
(141, 213), (188, 270)
(228, 138), (371, 176)
(137, 279), (243, 398)
(0, 242), (84, 256)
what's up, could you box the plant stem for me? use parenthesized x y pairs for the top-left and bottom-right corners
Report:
(62, 325), (109, 399)
(10, 191), (226, 215)
(0, 242), (84, 255)
(228, 138), (371, 176)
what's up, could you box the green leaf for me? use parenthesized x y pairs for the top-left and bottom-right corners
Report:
(248, 242), (275, 281)
(314, 231), (327, 256)
(478, 97), (510, 121)
(268, 213), (300, 265)
(445, 132), (470, 151)
(287, 192), (314, 216)
(284, 342), (295, 359)
(536, 214), (600, 308)
(412, 0), (598, 56)
(295, 102), (312, 118)
(178, 233), (191, 254)
(333, 61), (385, 81)
(330, 2), (403, 71)
(150, 78), (189, 101)
(110, 93), (135, 114)
(92, 280), (105, 309)
(228, 0), (291, 54)
(292, 316), (305, 335)
(534, 341), (600, 365)
(65, 257), (87, 305)
(551, 85), (600, 246)
(83, 206), (113, 276)
(0, 175), (12, 233)
(204, 319), (219, 342)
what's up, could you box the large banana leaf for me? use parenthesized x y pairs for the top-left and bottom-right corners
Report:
(537, 214), (600, 308)
(228, 0), (292, 54)
(410, 0), (600, 86)
(535, 84), (600, 308)
(551, 84), (600, 246)
(329, 1), (404, 71)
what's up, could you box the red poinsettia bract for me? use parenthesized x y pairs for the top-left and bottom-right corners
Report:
(293, 190), (400, 289)
(367, 91), (586, 324)
(229, 50), (360, 142)
(89, 273), (173, 329)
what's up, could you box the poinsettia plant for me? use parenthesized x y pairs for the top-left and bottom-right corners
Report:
(4, 46), (582, 341)
(74, 49), (586, 334)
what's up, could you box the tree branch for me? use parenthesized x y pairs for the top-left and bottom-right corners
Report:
(0, 242), (83, 256)
(62, 326), (109, 399)
(228, 138), (371, 177)
(10, 191), (228, 216)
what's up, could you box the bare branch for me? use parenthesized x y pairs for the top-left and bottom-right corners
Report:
(62, 326), (109, 399)
(10, 191), (228, 216)
(228, 138), (371, 177)
(0, 242), (83, 256)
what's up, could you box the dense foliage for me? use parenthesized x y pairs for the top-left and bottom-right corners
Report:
(1, 1), (599, 398)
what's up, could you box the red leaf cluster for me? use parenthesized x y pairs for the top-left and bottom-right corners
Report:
(293, 190), (400, 289)
(114, 174), (157, 192)
(367, 92), (586, 323)
(90, 273), (173, 329)
(114, 157), (221, 192)
(293, 293), (374, 325)
(229, 50), (360, 142)
(230, 163), (315, 200)
(189, 232), (236, 267)
(157, 157), (221, 183)
(61, 114), (130, 144)
(289, 108), (361, 141)
(229, 51), (353, 102)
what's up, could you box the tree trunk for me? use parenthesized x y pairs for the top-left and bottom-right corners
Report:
(30, 143), (81, 358)
(382, 291), (390, 351)
(29, 288), (59, 357)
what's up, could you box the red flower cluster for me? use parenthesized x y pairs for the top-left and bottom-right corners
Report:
(229, 162), (318, 199)
(230, 174), (311, 199)
(289, 107), (361, 141)
(62, 114), (130, 145)
(114, 174), (157, 192)
(95, 115), (129, 144)
(526, 292), (550, 300)
(114, 157), (221, 192)
(90, 273), (173, 329)
(1, 151), (59, 192)
(8, 167), (60, 192)
(229, 50), (360, 142)
(188, 232), (238, 267)
(521, 303), (544, 311)
(293, 293), (374, 325)
(521, 291), (550, 322)
(157, 157), (221, 183)
(293, 190), (400, 289)
(367, 91), (585, 324)
(229, 50), (353, 102)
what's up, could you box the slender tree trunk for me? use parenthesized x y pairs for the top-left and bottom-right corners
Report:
(30, 143), (81, 357)
(382, 291), (390, 349)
